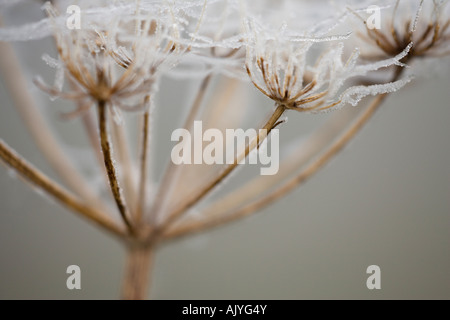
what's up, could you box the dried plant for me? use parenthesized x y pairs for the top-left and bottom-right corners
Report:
(0, 0), (449, 299)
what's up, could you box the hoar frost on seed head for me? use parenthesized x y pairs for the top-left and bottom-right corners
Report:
(165, 0), (247, 80)
(244, 18), (413, 113)
(32, 1), (209, 117)
(352, 0), (450, 60)
(0, 0), (427, 110)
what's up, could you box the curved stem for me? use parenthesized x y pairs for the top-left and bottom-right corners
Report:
(151, 74), (212, 224)
(157, 104), (286, 234)
(81, 107), (104, 166)
(0, 139), (125, 237)
(155, 77), (241, 225)
(111, 117), (138, 215)
(179, 107), (361, 226)
(136, 108), (150, 223)
(0, 34), (100, 207)
(163, 93), (389, 240)
(97, 101), (134, 233)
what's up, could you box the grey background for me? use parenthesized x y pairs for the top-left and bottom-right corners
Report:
(0, 3), (449, 299)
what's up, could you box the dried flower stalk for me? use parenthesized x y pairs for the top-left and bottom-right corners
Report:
(0, 0), (448, 300)
(97, 100), (134, 233)
(0, 140), (124, 237)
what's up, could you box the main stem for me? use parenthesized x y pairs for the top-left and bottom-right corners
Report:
(121, 244), (154, 300)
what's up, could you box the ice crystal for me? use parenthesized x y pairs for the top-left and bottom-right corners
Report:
(244, 19), (413, 113)
(352, 0), (450, 59)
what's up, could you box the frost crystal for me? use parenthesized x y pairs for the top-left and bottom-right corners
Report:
(2, 0), (445, 119)
(28, 1), (210, 114)
(351, 0), (450, 60)
(244, 19), (413, 113)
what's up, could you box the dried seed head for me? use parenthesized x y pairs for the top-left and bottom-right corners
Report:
(244, 19), (413, 113)
(35, 2), (194, 118)
(356, 0), (450, 60)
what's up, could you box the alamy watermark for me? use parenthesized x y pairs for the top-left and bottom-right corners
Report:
(366, 265), (381, 290)
(366, 5), (381, 30)
(64, 4), (382, 31)
(171, 121), (280, 176)
(66, 5), (81, 30)
(66, 265), (81, 290)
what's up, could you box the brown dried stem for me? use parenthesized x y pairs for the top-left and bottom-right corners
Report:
(170, 107), (362, 230)
(165, 77), (242, 213)
(0, 139), (125, 237)
(157, 103), (287, 234)
(0, 36), (100, 207)
(111, 117), (138, 215)
(150, 74), (213, 223)
(163, 93), (390, 240)
(136, 105), (150, 223)
(121, 244), (154, 300)
(80, 108), (104, 166)
(97, 101), (134, 233)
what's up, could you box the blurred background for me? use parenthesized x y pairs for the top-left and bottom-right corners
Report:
(0, 1), (449, 299)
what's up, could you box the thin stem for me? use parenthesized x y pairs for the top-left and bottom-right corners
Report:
(163, 93), (389, 240)
(79, 107), (112, 192)
(151, 74), (212, 223)
(158, 104), (286, 234)
(121, 244), (154, 300)
(173, 107), (362, 229)
(111, 117), (138, 215)
(163, 60), (409, 240)
(136, 107), (150, 222)
(0, 139), (125, 237)
(0, 34), (100, 206)
(97, 101), (134, 233)
(81, 107), (104, 166)
(162, 77), (241, 218)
